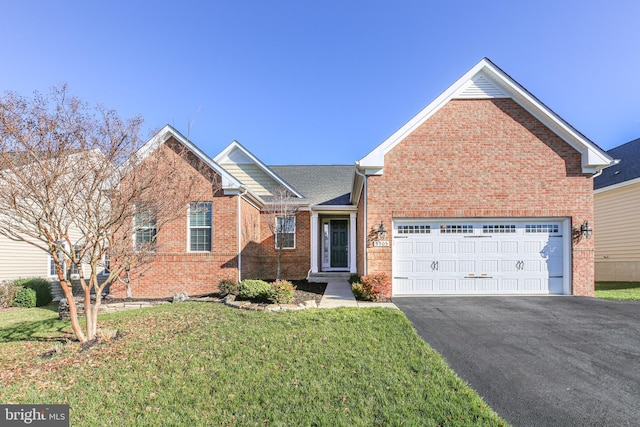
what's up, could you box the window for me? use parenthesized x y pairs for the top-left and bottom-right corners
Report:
(101, 252), (110, 276)
(276, 216), (295, 249)
(483, 225), (516, 233)
(397, 224), (431, 234)
(440, 224), (473, 234)
(189, 202), (212, 252)
(134, 206), (157, 249)
(525, 224), (559, 233)
(48, 254), (79, 278)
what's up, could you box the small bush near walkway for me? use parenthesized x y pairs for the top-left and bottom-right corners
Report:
(352, 272), (391, 302)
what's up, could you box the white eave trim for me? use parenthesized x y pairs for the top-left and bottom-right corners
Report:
(214, 140), (304, 198)
(357, 58), (616, 174)
(310, 204), (358, 212)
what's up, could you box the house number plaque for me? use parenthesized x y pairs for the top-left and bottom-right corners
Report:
(373, 241), (390, 247)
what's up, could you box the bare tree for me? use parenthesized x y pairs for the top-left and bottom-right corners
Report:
(265, 187), (300, 281)
(0, 86), (207, 342)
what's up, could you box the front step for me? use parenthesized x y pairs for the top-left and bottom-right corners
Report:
(308, 272), (352, 283)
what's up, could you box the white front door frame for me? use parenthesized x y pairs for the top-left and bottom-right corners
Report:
(309, 210), (357, 274)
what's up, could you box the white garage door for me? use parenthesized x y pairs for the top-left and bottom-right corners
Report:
(392, 219), (568, 295)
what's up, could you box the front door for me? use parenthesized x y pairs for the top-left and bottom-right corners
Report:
(330, 220), (348, 268)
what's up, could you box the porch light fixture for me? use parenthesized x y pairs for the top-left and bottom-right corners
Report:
(377, 222), (387, 240)
(580, 221), (592, 239)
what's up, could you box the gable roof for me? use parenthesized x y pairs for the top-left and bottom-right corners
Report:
(594, 137), (639, 190)
(214, 141), (303, 199)
(357, 58), (615, 175)
(136, 125), (243, 192)
(270, 165), (354, 207)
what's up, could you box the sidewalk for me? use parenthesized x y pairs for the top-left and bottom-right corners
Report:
(318, 280), (398, 309)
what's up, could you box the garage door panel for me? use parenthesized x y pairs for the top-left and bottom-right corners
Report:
(459, 260), (475, 272)
(396, 260), (414, 274)
(458, 241), (475, 253)
(393, 219), (567, 295)
(415, 242), (433, 254)
(415, 279), (434, 293)
(439, 260), (457, 273)
(481, 241), (499, 253)
(501, 241), (519, 253)
(416, 260), (432, 273)
(439, 242), (456, 253)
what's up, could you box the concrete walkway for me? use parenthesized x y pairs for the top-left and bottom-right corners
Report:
(318, 280), (398, 309)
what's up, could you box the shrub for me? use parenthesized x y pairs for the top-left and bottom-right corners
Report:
(268, 280), (296, 304)
(217, 279), (239, 297)
(351, 282), (367, 300)
(238, 280), (271, 302)
(348, 273), (362, 285)
(353, 273), (392, 302)
(13, 287), (37, 308)
(0, 280), (19, 308)
(13, 278), (52, 307)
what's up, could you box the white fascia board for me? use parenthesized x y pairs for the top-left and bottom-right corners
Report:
(213, 140), (304, 198)
(357, 58), (616, 174)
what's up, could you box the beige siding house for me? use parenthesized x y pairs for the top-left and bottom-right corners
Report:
(594, 138), (640, 281)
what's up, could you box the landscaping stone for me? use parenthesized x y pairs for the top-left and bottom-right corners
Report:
(172, 292), (189, 302)
(303, 300), (317, 309)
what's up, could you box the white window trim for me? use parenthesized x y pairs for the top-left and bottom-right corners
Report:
(48, 253), (79, 279)
(188, 202), (213, 252)
(275, 215), (296, 250)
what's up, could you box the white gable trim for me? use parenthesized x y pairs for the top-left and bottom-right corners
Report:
(136, 125), (243, 191)
(214, 141), (303, 198)
(357, 58), (615, 174)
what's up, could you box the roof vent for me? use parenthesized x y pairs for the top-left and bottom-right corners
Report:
(456, 74), (508, 99)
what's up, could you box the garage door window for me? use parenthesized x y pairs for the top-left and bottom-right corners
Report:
(483, 225), (516, 233)
(397, 224), (431, 234)
(440, 224), (473, 234)
(525, 224), (559, 233)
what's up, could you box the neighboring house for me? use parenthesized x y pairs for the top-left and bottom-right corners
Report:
(594, 138), (639, 281)
(0, 152), (108, 301)
(108, 58), (614, 299)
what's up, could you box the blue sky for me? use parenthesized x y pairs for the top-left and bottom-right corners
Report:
(1, 1), (638, 165)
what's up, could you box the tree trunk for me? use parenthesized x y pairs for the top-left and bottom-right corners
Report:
(83, 280), (95, 341)
(59, 279), (87, 343)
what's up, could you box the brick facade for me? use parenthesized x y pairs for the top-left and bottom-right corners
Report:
(360, 99), (595, 297)
(109, 142), (311, 298)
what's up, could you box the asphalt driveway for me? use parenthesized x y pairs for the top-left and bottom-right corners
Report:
(393, 296), (640, 427)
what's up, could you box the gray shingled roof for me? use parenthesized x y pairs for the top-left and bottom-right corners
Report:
(594, 138), (640, 190)
(269, 165), (354, 206)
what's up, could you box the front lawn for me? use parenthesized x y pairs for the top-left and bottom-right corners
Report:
(595, 281), (640, 301)
(0, 303), (507, 426)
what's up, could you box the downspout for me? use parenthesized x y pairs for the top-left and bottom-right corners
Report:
(237, 186), (248, 282)
(354, 166), (368, 275)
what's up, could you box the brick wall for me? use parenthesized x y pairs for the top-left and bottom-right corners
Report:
(365, 99), (595, 296)
(255, 210), (311, 280)
(109, 142), (240, 298)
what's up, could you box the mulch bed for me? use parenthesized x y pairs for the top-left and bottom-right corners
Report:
(103, 280), (327, 306)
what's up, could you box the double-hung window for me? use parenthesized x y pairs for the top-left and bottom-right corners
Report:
(48, 253), (79, 278)
(189, 202), (212, 252)
(134, 205), (157, 250)
(275, 216), (295, 249)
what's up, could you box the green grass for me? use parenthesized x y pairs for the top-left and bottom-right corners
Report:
(0, 303), (507, 426)
(595, 281), (640, 301)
